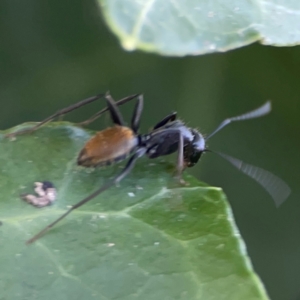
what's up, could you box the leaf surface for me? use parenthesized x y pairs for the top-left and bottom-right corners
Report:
(98, 0), (300, 55)
(0, 123), (269, 299)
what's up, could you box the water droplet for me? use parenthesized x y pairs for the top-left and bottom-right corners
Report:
(216, 244), (225, 250)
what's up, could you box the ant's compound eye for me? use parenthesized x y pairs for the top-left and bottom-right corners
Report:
(184, 145), (202, 168)
(188, 151), (202, 167)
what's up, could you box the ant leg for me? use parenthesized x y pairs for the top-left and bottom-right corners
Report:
(153, 112), (177, 130)
(106, 92), (143, 130)
(104, 93), (126, 126)
(150, 127), (185, 183)
(175, 131), (185, 184)
(26, 147), (147, 244)
(131, 94), (143, 133)
(78, 94), (140, 126)
(6, 94), (104, 138)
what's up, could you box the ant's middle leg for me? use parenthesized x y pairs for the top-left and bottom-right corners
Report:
(6, 93), (104, 138)
(98, 92), (144, 128)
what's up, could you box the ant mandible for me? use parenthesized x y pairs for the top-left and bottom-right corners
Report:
(7, 92), (291, 244)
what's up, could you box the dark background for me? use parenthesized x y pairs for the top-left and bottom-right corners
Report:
(0, 1), (299, 299)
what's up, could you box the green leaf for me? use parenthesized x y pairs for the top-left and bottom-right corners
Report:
(98, 0), (300, 56)
(0, 123), (269, 300)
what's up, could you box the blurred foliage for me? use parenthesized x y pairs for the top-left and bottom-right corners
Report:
(0, 1), (299, 300)
(99, 0), (300, 55)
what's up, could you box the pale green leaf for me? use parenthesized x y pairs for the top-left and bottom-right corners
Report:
(98, 0), (300, 56)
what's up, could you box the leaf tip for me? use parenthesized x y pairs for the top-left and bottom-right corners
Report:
(121, 37), (137, 51)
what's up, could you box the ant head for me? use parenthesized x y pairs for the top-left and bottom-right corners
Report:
(184, 146), (203, 167)
(184, 130), (205, 167)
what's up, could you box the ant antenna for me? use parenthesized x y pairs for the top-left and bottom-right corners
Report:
(206, 101), (271, 140)
(208, 150), (291, 207)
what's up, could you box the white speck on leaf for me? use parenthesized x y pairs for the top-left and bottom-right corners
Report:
(216, 244), (225, 250)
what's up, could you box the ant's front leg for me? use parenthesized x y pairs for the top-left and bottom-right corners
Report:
(175, 131), (187, 185)
(151, 127), (187, 185)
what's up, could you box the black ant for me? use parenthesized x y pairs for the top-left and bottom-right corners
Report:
(7, 92), (291, 244)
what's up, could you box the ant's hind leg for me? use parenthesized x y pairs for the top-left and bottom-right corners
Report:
(104, 93), (127, 126)
(6, 94), (104, 138)
(131, 94), (143, 133)
(78, 94), (140, 127)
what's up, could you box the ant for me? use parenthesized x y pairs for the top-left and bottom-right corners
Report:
(7, 92), (291, 244)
